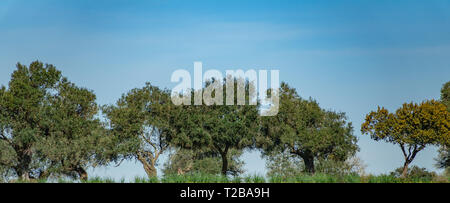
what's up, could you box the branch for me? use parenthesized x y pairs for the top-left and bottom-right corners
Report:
(213, 142), (224, 155)
(407, 145), (413, 160)
(0, 135), (12, 145)
(114, 158), (125, 167)
(136, 151), (151, 166)
(409, 144), (424, 163)
(139, 132), (158, 152)
(400, 143), (408, 159)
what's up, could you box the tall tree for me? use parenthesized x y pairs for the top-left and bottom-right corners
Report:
(167, 79), (260, 175)
(362, 100), (450, 177)
(0, 61), (107, 181)
(260, 83), (358, 174)
(0, 61), (62, 180)
(103, 83), (174, 177)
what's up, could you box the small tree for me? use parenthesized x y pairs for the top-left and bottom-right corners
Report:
(265, 150), (304, 178)
(163, 148), (244, 176)
(362, 100), (450, 178)
(390, 165), (436, 180)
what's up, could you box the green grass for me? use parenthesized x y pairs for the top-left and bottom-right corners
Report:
(7, 173), (450, 183)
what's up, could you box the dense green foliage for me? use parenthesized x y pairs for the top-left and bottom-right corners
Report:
(0, 61), (107, 181)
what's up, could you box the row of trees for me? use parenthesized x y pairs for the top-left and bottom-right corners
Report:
(0, 61), (448, 181)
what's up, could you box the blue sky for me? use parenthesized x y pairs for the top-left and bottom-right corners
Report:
(1, 0), (449, 180)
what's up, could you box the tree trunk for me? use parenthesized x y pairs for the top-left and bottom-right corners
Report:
(401, 161), (410, 178)
(15, 149), (32, 181)
(38, 169), (50, 180)
(221, 152), (229, 176)
(143, 162), (157, 178)
(20, 172), (30, 181)
(399, 143), (422, 178)
(302, 155), (315, 174)
(75, 167), (88, 181)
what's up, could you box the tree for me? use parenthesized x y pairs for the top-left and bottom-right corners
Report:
(103, 83), (175, 177)
(0, 61), (62, 180)
(163, 148), (244, 176)
(0, 61), (109, 181)
(362, 100), (450, 178)
(167, 79), (260, 175)
(390, 165), (436, 180)
(0, 61), (106, 181)
(260, 83), (359, 174)
(265, 150), (304, 178)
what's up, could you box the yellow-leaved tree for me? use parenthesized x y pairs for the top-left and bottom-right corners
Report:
(362, 100), (449, 178)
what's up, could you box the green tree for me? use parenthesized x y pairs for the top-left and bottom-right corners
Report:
(390, 165), (436, 180)
(167, 79), (260, 175)
(362, 100), (450, 178)
(103, 83), (175, 177)
(0, 61), (106, 181)
(260, 83), (359, 174)
(265, 150), (304, 178)
(0, 61), (62, 180)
